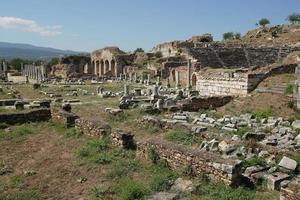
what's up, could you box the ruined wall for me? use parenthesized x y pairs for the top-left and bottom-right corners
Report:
(51, 56), (91, 78)
(179, 96), (233, 111)
(0, 99), (22, 106)
(75, 118), (111, 138)
(196, 64), (297, 97)
(137, 138), (242, 186)
(0, 109), (51, 125)
(196, 73), (250, 97)
(51, 109), (79, 128)
(189, 46), (300, 68)
(91, 47), (133, 77)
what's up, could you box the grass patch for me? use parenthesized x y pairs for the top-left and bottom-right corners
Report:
(0, 190), (44, 200)
(252, 108), (273, 120)
(142, 123), (161, 135)
(241, 156), (266, 169)
(234, 127), (253, 137)
(76, 138), (113, 165)
(147, 164), (178, 192)
(48, 121), (82, 138)
(9, 175), (25, 188)
(164, 128), (201, 145)
(0, 125), (33, 143)
(107, 157), (142, 180)
(116, 177), (149, 200)
(193, 182), (277, 200)
(284, 84), (295, 95)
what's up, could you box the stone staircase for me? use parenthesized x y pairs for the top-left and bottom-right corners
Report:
(255, 83), (294, 97)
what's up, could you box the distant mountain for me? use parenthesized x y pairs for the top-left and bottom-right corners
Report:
(0, 42), (85, 60)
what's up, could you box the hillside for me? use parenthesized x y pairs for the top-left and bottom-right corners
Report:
(242, 24), (300, 46)
(0, 42), (83, 60)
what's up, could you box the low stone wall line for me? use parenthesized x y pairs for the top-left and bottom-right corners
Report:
(0, 109), (51, 125)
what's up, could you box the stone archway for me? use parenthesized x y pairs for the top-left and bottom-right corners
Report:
(100, 60), (104, 76)
(192, 73), (197, 86)
(171, 69), (176, 82)
(95, 61), (100, 76)
(92, 61), (96, 74)
(111, 60), (116, 76)
(105, 60), (109, 74)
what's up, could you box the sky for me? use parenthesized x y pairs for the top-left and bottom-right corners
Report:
(0, 0), (299, 52)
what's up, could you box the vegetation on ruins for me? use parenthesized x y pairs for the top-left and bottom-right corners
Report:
(284, 84), (295, 95)
(133, 48), (145, 55)
(223, 32), (234, 40)
(252, 108), (273, 120)
(222, 32), (241, 40)
(258, 18), (271, 27)
(164, 128), (201, 145)
(287, 13), (300, 24)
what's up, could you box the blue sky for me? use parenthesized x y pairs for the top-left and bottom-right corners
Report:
(0, 0), (299, 52)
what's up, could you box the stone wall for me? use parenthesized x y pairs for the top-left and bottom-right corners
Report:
(196, 64), (297, 97)
(0, 109), (51, 125)
(0, 99), (21, 106)
(51, 109), (79, 128)
(75, 118), (111, 138)
(280, 181), (300, 200)
(196, 74), (249, 97)
(188, 46), (300, 68)
(179, 96), (233, 111)
(51, 55), (91, 78)
(137, 138), (242, 186)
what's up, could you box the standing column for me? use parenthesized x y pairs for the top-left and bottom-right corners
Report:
(175, 71), (180, 89)
(21, 63), (24, 75)
(28, 65), (31, 78)
(187, 59), (191, 89)
(134, 73), (137, 82)
(2, 61), (7, 73)
(147, 73), (151, 85)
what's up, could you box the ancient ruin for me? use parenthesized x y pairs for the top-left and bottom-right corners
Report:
(1, 5), (300, 200)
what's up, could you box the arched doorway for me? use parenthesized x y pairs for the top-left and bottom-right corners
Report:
(92, 61), (96, 74)
(105, 60), (109, 74)
(96, 61), (100, 76)
(192, 73), (197, 86)
(171, 69), (176, 82)
(111, 60), (116, 76)
(100, 60), (104, 76)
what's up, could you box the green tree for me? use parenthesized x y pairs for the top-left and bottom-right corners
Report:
(234, 33), (241, 40)
(258, 18), (270, 27)
(9, 58), (28, 71)
(133, 48), (144, 55)
(287, 13), (300, 24)
(223, 32), (234, 40)
(154, 51), (162, 58)
(48, 57), (59, 66)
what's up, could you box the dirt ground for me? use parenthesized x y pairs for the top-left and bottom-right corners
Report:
(218, 73), (298, 119)
(0, 128), (107, 199)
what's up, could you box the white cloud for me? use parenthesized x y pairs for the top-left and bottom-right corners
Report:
(0, 16), (62, 36)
